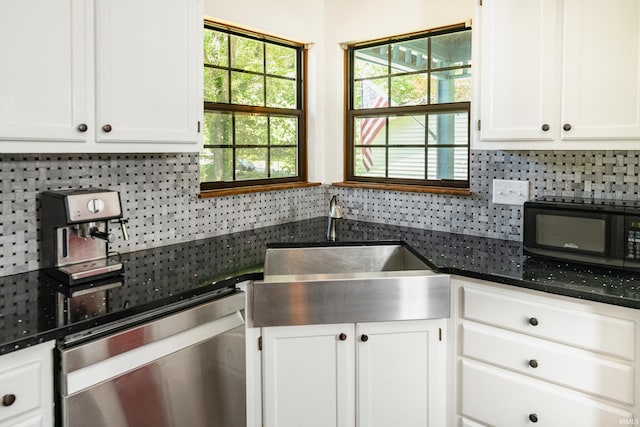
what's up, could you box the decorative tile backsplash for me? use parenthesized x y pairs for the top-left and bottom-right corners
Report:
(2, 150), (640, 276)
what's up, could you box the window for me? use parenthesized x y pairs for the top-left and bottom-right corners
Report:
(346, 25), (471, 189)
(200, 23), (306, 191)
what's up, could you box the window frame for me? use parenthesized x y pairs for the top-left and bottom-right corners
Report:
(345, 24), (471, 189)
(200, 21), (308, 192)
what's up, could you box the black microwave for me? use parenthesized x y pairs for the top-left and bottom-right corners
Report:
(523, 197), (640, 271)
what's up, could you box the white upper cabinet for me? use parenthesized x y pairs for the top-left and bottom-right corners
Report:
(476, 0), (560, 142)
(475, 0), (640, 149)
(0, 0), (89, 146)
(0, 0), (203, 153)
(94, 0), (202, 147)
(560, 0), (640, 141)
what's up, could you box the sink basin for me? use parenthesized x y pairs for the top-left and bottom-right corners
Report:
(251, 243), (450, 327)
(263, 244), (433, 276)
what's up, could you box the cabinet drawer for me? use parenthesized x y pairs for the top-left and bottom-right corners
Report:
(0, 361), (42, 423)
(461, 360), (633, 427)
(461, 322), (635, 405)
(462, 286), (636, 360)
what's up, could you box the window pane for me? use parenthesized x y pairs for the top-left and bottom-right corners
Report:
(231, 71), (264, 106)
(354, 78), (388, 110)
(203, 112), (232, 145)
(266, 77), (296, 108)
(271, 147), (297, 177)
(427, 147), (468, 180)
(354, 146), (385, 177)
(354, 117), (386, 146)
(388, 148), (425, 179)
(236, 148), (268, 180)
(236, 114), (268, 145)
(271, 116), (297, 145)
(204, 29), (228, 66)
(427, 111), (469, 145)
(388, 115), (425, 145)
(354, 46), (388, 79)
(431, 31), (471, 69)
(390, 38), (428, 74)
(390, 74), (428, 106)
(266, 44), (296, 78)
(430, 70), (471, 104)
(230, 35), (263, 72)
(200, 147), (233, 182)
(204, 68), (229, 103)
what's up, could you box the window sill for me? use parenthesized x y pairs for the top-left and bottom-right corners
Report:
(199, 181), (321, 198)
(331, 181), (472, 196)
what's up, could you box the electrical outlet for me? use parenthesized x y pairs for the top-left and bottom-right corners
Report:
(492, 179), (530, 205)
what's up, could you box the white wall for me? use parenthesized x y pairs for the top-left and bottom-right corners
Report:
(204, 0), (474, 184)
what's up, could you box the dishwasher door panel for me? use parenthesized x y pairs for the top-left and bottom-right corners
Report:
(64, 325), (245, 427)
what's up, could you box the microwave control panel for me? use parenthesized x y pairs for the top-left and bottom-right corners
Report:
(625, 217), (640, 260)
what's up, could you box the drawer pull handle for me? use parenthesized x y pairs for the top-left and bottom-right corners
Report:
(2, 394), (16, 407)
(339, 333), (347, 341)
(541, 123), (550, 131)
(529, 317), (539, 326)
(529, 413), (538, 423)
(360, 334), (369, 342)
(529, 359), (539, 368)
(102, 124), (112, 133)
(77, 123), (88, 132)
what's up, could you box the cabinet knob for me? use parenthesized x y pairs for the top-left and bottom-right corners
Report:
(541, 124), (550, 131)
(2, 394), (16, 407)
(529, 413), (538, 423)
(338, 333), (347, 341)
(529, 317), (539, 326)
(77, 123), (88, 132)
(529, 359), (539, 368)
(563, 123), (572, 131)
(102, 124), (113, 133)
(360, 334), (369, 342)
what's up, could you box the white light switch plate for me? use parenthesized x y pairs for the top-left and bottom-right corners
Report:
(492, 179), (530, 205)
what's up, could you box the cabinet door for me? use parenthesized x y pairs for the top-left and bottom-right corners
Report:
(356, 320), (446, 427)
(561, 0), (640, 141)
(0, 0), (89, 145)
(477, 0), (559, 142)
(94, 0), (202, 146)
(262, 324), (355, 427)
(0, 342), (53, 427)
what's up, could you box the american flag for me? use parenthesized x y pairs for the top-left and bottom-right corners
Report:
(360, 80), (388, 171)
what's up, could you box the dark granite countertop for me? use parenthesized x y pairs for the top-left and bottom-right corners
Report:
(1, 217), (639, 354)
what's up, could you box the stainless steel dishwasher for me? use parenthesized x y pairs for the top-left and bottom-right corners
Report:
(58, 290), (246, 427)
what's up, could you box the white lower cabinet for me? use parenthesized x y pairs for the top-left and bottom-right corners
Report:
(0, 341), (54, 427)
(261, 319), (446, 427)
(453, 277), (640, 427)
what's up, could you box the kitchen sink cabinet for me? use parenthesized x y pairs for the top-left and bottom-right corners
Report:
(0, 341), (54, 427)
(260, 319), (447, 427)
(453, 277), (640, 426)
(0, 0), (202, 153)
(475, 0), (640, 149)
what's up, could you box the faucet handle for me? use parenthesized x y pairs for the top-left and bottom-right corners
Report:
(329, 195), (343, 218)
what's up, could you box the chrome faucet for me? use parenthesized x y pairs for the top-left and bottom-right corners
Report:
(327, 195), (343, 241)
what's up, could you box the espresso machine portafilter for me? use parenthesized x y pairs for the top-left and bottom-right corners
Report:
(41, 188), (129, 285)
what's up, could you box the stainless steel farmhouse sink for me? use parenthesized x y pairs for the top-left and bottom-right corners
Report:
(250, 243), (451, 327)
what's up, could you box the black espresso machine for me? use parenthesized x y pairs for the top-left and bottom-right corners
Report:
(41, 188), (129, 285)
